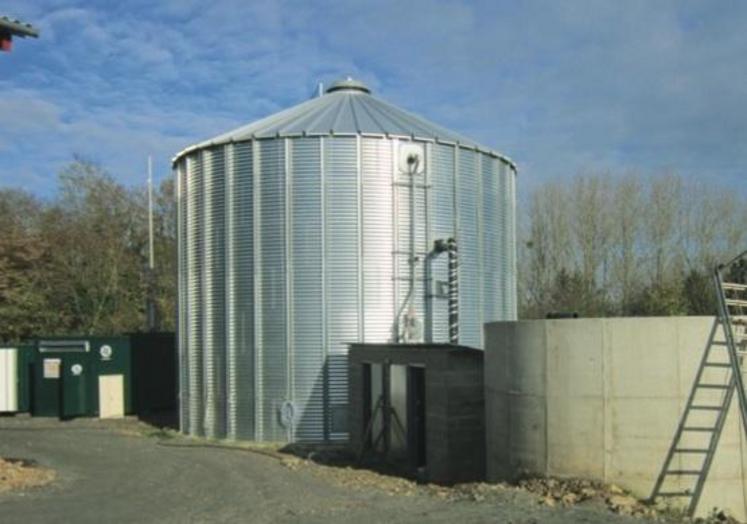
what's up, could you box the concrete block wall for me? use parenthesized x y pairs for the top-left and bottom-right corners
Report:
(348, 345), (484, 484)
(440, 355), (485, 482)
(485, 317), (747, 520)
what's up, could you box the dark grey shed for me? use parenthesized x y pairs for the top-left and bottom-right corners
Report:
(348, 343), (485, 484)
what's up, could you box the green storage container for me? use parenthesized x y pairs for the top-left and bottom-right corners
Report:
(22, 334), (175, 419)
(15, 345), (34, 413)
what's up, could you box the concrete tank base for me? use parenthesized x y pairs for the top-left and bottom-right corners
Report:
(485, 317), (747, 520)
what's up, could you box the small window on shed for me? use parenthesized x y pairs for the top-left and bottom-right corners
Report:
(39, 340), (90, 353)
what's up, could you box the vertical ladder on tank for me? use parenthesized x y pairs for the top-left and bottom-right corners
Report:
(393, 145), (431, 343)
(650, 249), (747, 515)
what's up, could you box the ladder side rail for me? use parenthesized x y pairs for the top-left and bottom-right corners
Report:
(688, 256), (747, 515)
(688, 373), (736, 515)
(650, 319), (721, 501)
(714, 268), (747, 437)
(720, 249), (747, 271)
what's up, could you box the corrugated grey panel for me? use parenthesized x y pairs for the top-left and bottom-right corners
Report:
(476, 154), (485, 347)
(429, 144), (455, 343)
(177, 89), (515, 167)
(324, 136), (358, 440)
(482, 156), (500, 324)
(228, 141), (255, 439)
(457, 148), (481, 348)
(176, 161), (189, 433)
(186, 153), (204, 436)
(498, 161), (510, 320)
(361, 137), (394, 343)
(289, 137), (325, 442)
(258, 139), (287, 441)
(224, 145), (236, 439)
(507, 166), (518, 319)
(202, 147), (227, 439)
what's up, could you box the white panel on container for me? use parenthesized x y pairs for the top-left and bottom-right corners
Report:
(362, 137), (394, 344)
(0, 348), (18, 412)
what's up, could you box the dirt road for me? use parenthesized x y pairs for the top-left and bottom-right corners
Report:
(0, 417), (653, 523)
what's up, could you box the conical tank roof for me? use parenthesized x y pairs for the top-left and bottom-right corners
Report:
(173, 77), (514, 168)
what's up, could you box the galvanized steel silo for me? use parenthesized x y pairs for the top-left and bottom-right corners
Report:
(174, 78), (517, 443)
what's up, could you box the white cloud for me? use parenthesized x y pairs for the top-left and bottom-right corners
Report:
(1, 0), (746, 194)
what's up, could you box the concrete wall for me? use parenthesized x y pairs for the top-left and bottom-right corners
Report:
(485, 317), (747, 520)
(430, 351), (485, 482)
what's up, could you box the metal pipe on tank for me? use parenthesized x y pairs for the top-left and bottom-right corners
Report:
(448, 237), (459, 344)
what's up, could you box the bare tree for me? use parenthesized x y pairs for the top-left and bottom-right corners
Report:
(518, 170), (746, 319)
(643, 172), (682, 285)
(610, 174), (643, 312)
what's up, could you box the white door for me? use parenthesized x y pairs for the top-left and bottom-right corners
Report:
(0, 348), (18, 412)
(98, 374), (124, 418)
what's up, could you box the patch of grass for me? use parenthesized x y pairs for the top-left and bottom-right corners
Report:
(0, 457), (55, 493)
(144, 427), (178, 439)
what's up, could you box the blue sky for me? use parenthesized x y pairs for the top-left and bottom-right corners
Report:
(1, 1), (746, 196)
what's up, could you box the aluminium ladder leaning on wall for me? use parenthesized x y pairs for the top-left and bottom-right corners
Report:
(650, 249), (747, 516)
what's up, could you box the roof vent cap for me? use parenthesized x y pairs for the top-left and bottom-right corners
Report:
(325, 77), (371, 94)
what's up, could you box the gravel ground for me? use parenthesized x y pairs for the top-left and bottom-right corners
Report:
(0, 417), (659, 524)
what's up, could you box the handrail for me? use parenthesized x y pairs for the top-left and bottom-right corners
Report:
(717, 249), (747, 273)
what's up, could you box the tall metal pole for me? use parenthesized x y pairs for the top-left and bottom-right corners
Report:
(147, 156), (157, 331)
(148, 156), (155, 271)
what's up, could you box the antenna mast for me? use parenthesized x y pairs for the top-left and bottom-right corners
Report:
(146, 156), (158, 331)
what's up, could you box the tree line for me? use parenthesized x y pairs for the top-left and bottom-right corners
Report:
(1, 159), (745, 341)
(519, 171), (747, 318)
(0, 158), (175, 342)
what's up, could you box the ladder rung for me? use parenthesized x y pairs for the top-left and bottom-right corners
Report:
(674, 448), (709, 453)
(683, 427), (716, 432)
(657, 492), (692, 497)
(726, 299), (747, 308)
(696, 384), (730, 389)
(722, 282), (747, 292)
(717, 317), (747, 325)
(666, 470), (703, 475)
(690, 405), (724, 411)
(713, 339), (747, 345)
(704, 362), (732, 367)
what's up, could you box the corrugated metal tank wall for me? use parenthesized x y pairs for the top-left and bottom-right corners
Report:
(176, 134), (516, 442)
